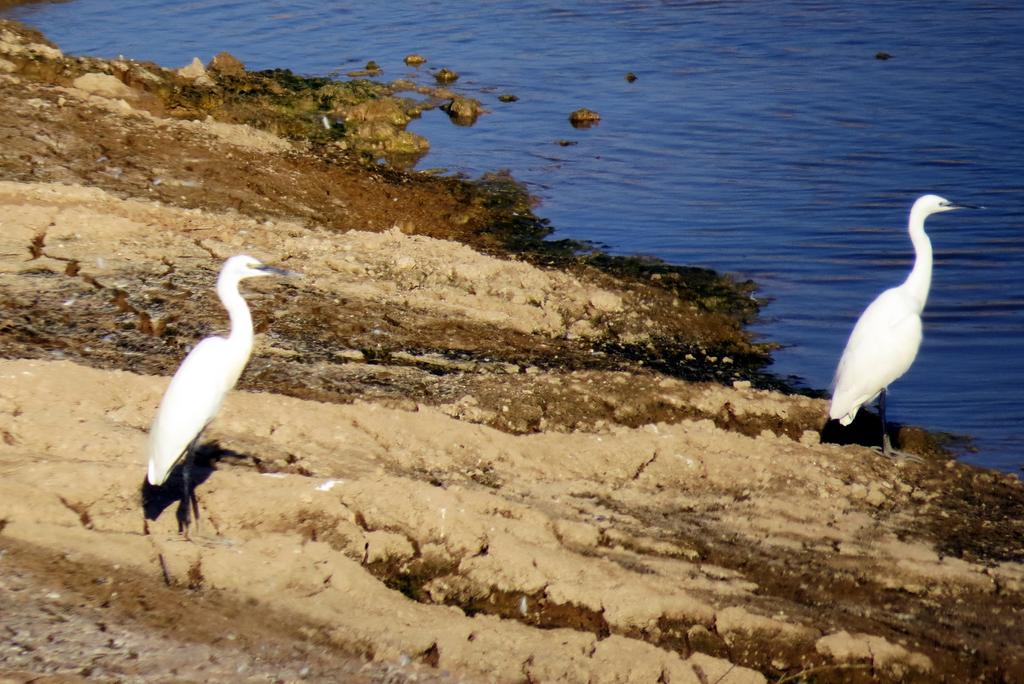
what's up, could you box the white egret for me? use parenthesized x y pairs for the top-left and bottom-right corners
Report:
(829, 194), (976, 457)
(146, 254), (293, 532)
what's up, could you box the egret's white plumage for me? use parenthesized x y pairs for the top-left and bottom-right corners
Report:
(830, 286), (923, 426)
(147, 255), (290, 493)
(829, 194), (972, 454)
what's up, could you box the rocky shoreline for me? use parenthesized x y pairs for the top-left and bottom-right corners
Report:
(1, 18), (1023, 683)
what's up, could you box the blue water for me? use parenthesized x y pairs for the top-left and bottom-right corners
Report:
(6, 1), (1023, 471)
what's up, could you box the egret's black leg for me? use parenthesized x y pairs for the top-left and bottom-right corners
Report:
(140, 477), (174, 585)
(177, 434), (202, 535)
(141, 475), (151, 536)
(879, 388), (893, 456)
(876, 389), (923, 462)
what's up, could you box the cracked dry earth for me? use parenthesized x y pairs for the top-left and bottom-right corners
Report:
(1, 181), (1023, 683)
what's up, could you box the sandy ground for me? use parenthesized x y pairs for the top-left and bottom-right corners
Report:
(1, 17), (1024, 684)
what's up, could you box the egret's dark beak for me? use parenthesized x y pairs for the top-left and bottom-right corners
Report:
(258, 264), (301, 277)
(948, 201), (984, 210)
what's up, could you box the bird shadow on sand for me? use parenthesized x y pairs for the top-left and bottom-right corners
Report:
(820, 410), (904, 450)
(140, 441), (251, 532)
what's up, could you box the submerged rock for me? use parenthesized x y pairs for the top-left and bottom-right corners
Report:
(342, 98), (429, 158)
(569, 108), (601, 128)
(442, 96), (482, 125)
(434, 67), (459, 84)
(344, 98), (412, 127)
(404, 53), (427, 66)
(348, 60), (382, 77)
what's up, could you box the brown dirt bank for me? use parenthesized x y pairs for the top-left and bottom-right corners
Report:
(1, 18), (1023, 684)
(0, 18), (771, 385)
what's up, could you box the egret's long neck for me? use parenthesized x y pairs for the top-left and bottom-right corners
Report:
(902, 208), (933, 312)
(217, 274), (254, 352)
